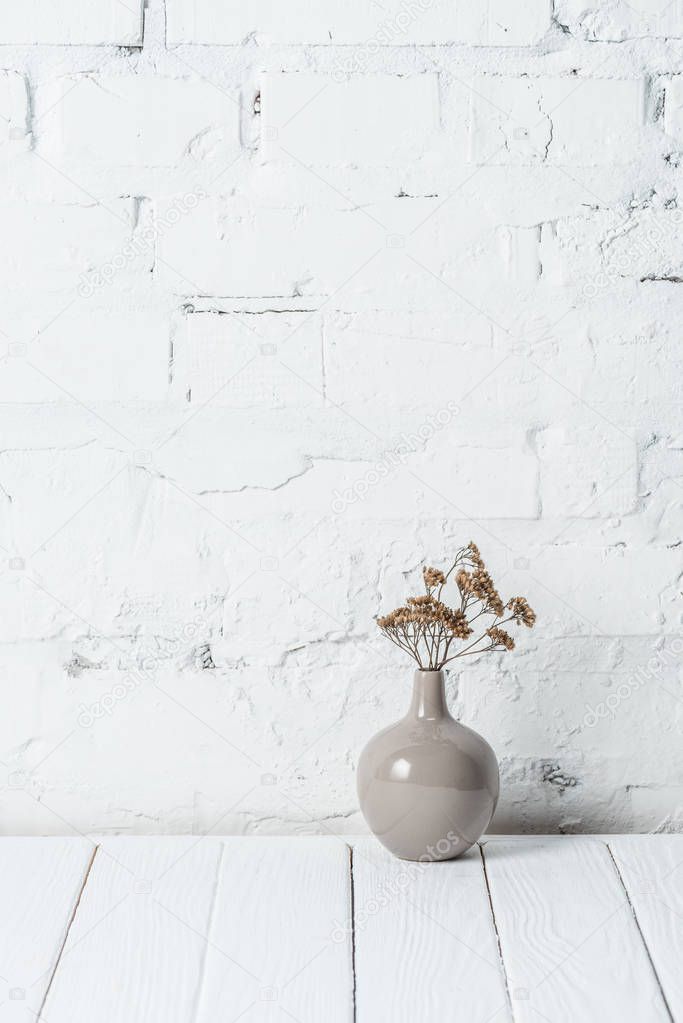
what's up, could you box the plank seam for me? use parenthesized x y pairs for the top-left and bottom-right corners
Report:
(190, 839), (225, 1023)
(349, 844), (357, 1023)
(605, 842), (675, 1023)
(36, 842), (99, 1022)
(479, 843), (515, 1023)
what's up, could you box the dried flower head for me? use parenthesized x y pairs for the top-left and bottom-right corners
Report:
(471, 569), (504, 616)
(465, 541), (485, 569)
(455, 567), (503, 615)
(443, 607), (472, 639)
(506, 596), (536, 627)
(486, 626), (515, 651)
(376, 540), (535, 669)
(423, 566), (446, 589)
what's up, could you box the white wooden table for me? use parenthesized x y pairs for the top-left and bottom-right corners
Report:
(0, 835), (680, 1022)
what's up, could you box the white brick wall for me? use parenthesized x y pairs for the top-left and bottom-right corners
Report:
(0, 1), (681, 839)
(466, 77), (648, 165)
(0, 0), (144, 45)
(167, 0), (551, 46)
(171, 310), (324, 408)
(0, 200), (142, 293)
(37, 76), (240, 178)
(555, 0), (683, 41)
(665, 75), (683, 141)
(0, 306), (169, 402)
(261, 73), (440, 166)
(0, 72), (29, 149)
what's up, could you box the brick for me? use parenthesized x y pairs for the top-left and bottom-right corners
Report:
(503, 286), (683, 432)
(0, 73), (29, 154)
(38, 75), (239, 172)
(508, 209), (683, 292)
(0, 0), (143, 44)
(153, 409), (320, 496)
(529, 546), (680, 635)
(601, 210), (683, 280)
(171, 311), (324, 408)
(324, 311), (492, 408)
(664, 76), (683, 142)
(167, 0), (551, 45)
(301, 428), (537, 521)
(0, 307), (169, 402)
(416, 431), (539, 519)
(261, 73), (440, 165)
(555, 0), (683, 40)
(0, 445), (129, 568)
(538, 426), (638, 518)
(156, 195), (381, 299)
(156, 191), (526, 310)
(576, 210), (683, 285)
(0, 200), (144, 294)
(465, 77), (646, 165)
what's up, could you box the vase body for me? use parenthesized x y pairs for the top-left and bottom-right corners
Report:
(357, 670), (499, 861)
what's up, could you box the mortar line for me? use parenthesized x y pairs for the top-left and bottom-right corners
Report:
(190, 841), (225, 1023)
(36, 844), (98, 1020)
(479, 843), (515, 1023)
(605, 843), (674, 1023)
(349, 844), (357, 1023)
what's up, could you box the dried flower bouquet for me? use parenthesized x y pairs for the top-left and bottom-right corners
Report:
(377, 541), (536, 670)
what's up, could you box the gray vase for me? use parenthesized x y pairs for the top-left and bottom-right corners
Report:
(357, 669), (499, 861)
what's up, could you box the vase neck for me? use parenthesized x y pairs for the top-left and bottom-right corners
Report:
(409, 669), (449, 720)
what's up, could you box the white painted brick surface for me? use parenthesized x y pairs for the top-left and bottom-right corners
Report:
(537, 426), (638, 517)
(167, 0), (551, 46)
(37, 75), (240, 176)
(0, 0), (144, 45)
(0, 1), (681, 839)
(0, 200), (143, 293)
(157, 196), (382, 298)
(325, 311), (491, 409)
(261, 73), (440, 166)
(171, 311), (324, 407)
(157, 191), (534, 307)
(0, 73), (29, 153)
(0, 307), (169, 402)
(555, 0), (683, 40)
(466, 77), (647, 165)
(664, 76), (683, 142)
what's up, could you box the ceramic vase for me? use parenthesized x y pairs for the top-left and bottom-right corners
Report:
(357, 669), (499, 861)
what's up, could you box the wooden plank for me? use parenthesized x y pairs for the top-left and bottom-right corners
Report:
(353, 837), (511, 1022)
(609, 835), (683, 1020)
(482, 837), (671, 1022)
(0, 837), (92, 1020)
(41, 836), (223, 1023)
(195, 836), (354, 1022)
